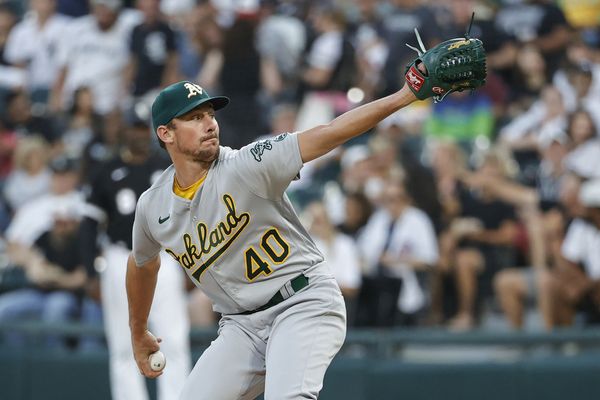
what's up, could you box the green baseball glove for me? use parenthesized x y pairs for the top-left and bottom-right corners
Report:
(404, 28), (487, 102)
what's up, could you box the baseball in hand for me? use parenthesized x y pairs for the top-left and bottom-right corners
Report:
(149, 351), (166, 372)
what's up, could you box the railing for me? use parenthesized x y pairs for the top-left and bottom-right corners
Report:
(2, 321), (600, 358)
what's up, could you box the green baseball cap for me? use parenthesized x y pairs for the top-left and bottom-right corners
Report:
(151, 81), (229, 134)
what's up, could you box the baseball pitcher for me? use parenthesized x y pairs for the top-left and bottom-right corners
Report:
(127, 30), (486, 399)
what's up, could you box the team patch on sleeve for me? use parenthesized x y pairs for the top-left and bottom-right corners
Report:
(251, 140), (273, 162)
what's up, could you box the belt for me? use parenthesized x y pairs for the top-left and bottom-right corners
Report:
(238, 274), (309, 315)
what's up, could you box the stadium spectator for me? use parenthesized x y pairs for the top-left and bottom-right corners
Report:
(125, 0), (178, 101)
(176, 1), (222, 83)
(5, 155), (84, 248)
(201, 9), (266, 148)
(495, 0), (571, 78)
(304, 201), (362, 325)
(1, 89), (61, 144)
(256, 0), (306, 103)
(3, 135), (52, 212)
(380, 0), (440, 96)
(357, 176), (438, 327)
(50, 0), (141, 114)
(440, 148), (520, 330)
(296, 3), (356, 131)
(0, 204), (101, 349)
(3, 0), (71, 105)
(541, 179), (600, 327)
(56, 86), (103, 160)
(349, 0), (388, 103)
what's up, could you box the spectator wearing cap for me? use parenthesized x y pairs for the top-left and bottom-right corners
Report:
(541, 179), (600, 327)
(50, 0), (142, 115)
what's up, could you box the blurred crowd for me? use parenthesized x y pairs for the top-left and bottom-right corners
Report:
(1, 0), (600, 351)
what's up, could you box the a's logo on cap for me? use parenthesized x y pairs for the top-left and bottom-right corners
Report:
(184, 82), (204, 98)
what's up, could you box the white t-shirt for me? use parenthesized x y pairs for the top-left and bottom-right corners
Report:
(313, 234), (361, 291)
(6, 191), (87, 246)
(4, 12), (71, 90)
(565, 139), (600, 179)
(56, 10), (142, 114)
(307, 31), (343, 70)
(561, 218), (600, 280)
(3, 169), (52, 211)
(357, 206), (438, 313)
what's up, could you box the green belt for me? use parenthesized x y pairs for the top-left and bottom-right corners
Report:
(238, 274), (309, 315)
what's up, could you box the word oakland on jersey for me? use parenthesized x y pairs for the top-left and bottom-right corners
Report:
(132, 133), (327, 314)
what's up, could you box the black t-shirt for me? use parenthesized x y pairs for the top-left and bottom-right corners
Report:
(459, 185), (517, 230)
(495, 3), (569, 76)
(129, 21), (177, 96)
(86, 152), (170, 248)
(34, 230), (83, 274)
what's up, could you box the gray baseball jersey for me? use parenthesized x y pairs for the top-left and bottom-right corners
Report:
(132, 132), (328, 314)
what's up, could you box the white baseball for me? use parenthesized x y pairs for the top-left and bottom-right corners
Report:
(149, 351), (166, 372)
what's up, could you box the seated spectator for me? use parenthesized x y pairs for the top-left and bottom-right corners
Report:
(500, 85), (567, 153)
(304, 201), (362, 325)
(0, 205), (101, 349)
(357, 176), (438, 327)
(462, 135), (570, 329)
(3, 135), (52, 212)
(439, 148), (520, 330)
(5, 155), (85, 247)
(500, 85), (568, 183)
(553, 61), (600, 129)
(541, 179), (600, 327)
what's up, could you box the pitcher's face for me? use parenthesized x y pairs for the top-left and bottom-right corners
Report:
(169, 104), (220, 163)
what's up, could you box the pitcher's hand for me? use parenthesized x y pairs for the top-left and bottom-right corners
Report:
(132, 329), (163, 378)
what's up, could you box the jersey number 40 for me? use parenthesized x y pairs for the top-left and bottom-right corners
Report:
(244, 228), (290, 281)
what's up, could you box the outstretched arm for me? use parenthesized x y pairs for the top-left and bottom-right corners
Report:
(297, 85), (417, 163)
(126, 254), (163, 378)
